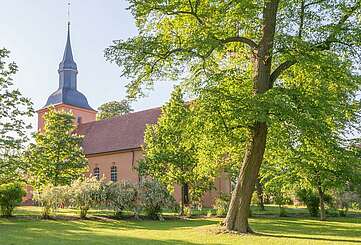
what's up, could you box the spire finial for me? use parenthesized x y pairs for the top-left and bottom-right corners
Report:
(67, 1), (71, 26)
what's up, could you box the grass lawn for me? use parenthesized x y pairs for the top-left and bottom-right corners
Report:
(0, 206), (360, 245)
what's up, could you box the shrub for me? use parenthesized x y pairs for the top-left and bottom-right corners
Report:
(69, 177), (102, 218)
(184, 206), (192, 218)
(0, 183), (26, 217)
(213, 193), (230, 217)
(33, 185), (70, 219)
(138, 180), (176, 219)
(107, 181), (138, 218)
(297, 189), (319, 217)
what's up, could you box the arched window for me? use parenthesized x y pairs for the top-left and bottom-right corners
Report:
(110, 166), (117, 182)
(93, 167), (100, 180)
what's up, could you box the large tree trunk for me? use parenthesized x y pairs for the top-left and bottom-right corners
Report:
(224, 0), (279, 233)
(224, 122), (268, 232)
(255, 178), (265, 211)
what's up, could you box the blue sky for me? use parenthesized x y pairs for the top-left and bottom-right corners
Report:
(0, 0), (175, 129)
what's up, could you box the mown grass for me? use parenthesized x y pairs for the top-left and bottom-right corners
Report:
(0, 206), (360, 245)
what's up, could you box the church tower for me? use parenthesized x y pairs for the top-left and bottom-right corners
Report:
(37, 22), (96, 130)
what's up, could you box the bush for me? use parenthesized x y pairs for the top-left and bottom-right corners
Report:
(0, 183), (26, 217)
(107, 181), (138, 218)
(138, 180), (176, 219)
(297, 189), (319, 217)
(33, 185), (70, 218)
(69, 177), (102, 218)
(184, 206), (192, 218)
(213, 193), (230, 217)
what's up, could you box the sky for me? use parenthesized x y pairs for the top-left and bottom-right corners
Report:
(0, 0), (176, 130)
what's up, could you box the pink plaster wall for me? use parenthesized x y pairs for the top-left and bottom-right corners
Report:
(87, 149), (231, 207)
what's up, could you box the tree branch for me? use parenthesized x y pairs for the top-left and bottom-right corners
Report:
(270, 2), (359, 85)
(269, 60), (296, 87)
(221, 36), (258, 49)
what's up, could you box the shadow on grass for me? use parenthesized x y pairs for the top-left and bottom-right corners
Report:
(0, 219), (221, 245)
(256, 233), (361, 244)
(252, 217), (361, 242)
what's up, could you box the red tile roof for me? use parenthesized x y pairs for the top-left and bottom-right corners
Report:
(76, 107), (161, 155)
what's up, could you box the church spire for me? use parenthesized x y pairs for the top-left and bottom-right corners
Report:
(59, 22), (77, 70)
(58, 22), (78, 90)
(43, 21), (94, 111)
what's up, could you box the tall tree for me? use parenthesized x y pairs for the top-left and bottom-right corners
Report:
(97, 99), (133, 120)
(25, 108), (87, 188)
(0, 48), (33, 183)
(106, 0), (361, 233)
(139, 87), (215, 214)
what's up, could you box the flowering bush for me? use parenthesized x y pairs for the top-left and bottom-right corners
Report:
(33, 185), (70, 218)
(138, 180), (176, 219)
(213, 193), (230, 217)
(69, 177), (102, 218)
(107, 181), (138, 218)
(0, 183), (26, 217)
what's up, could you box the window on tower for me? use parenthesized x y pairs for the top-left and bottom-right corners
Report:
(77, 116), (82, 124)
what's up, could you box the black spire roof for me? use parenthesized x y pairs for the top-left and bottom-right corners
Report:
(44, 22), (94, 111)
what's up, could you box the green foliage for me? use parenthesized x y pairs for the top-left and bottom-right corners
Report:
(297, 189), (320, 217)
(213, 193), (230, 217)
(96, 99), (133, 120)
(0, 182), (26, 217)
(138, 180), (176, 219)
(106, 181), (138, 218)
(106, 1), (361, 229)
(69, 177), (103, 219)
(33, 185), (70, 219)
(25, 108), (88, 188)
(0, 48), (33, 184)
(140, 87), (215, 204)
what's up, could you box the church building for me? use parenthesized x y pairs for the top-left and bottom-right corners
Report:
(37, 23), (231, 207)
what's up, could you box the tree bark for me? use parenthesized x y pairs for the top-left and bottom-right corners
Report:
(255, 178), (265, 211)
(224, 0), (279, 233)
(224, 122), (268, 232)
(180, 184), (185, 216)
(317, 182), (326, 221)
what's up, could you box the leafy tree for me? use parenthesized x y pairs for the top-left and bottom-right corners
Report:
(25, 108), (87, 188)
(139, 87), (214, 214)
(106, 0), (361, 233)
(96, 99), (133, 120)
(0, 48), (33, 183)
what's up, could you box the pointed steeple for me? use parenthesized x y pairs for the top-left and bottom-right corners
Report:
(59, 22), (77, 70)
(43, 22), (94, 111)
(58, 22), (78, 90)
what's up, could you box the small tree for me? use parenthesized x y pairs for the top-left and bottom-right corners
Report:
(107, 181), (138, 218)
(26, 108), (88, 188)
(96, 100), (133, 120)
(33, 185), (70, 219)
(69, 177), (102, 219)
(0, 183), (26, 217)
(138, 180), (176, 220)
(140, 87), (201, 214)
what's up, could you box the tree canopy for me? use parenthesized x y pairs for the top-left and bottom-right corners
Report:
(25, 108), (87, 188)
(106, 0), (361, 233)
(0, 48), (33, 184)
(97, 100), (133, 120)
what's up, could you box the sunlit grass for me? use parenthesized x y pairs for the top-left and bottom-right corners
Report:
(0, 205), (360, 245)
